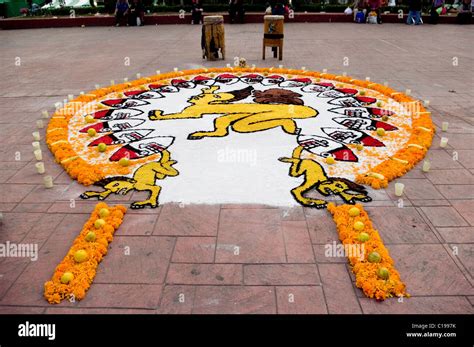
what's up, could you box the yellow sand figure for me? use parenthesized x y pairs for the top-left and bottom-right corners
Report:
(279, 146), (372, 208)
(148, 86), (318, 140)
(80, 150), (178, 209)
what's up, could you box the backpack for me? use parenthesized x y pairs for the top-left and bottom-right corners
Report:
(355, 11), (366, 23)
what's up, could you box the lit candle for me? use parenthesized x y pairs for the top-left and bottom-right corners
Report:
(32, 132), (41, 141)
(43, 175), (53, 189)
(405, 89), (411, 95)
(42, 110), (49, 119)
(34, 149), (43, 161)
(35, 162), (45, 174)
(156, 70), (161, 75)
(136, 73), (141, 79)
(440, 137), (449, 148)
(36, 120), (44, 129)
(441, 122), (449, 132)
(68, 94), (74, 101)
(174, 67), (178, 72)
(32, 141), (41, 150)
(394, 183), (405, 197)
(110, 80), (115, 85)
(422, 160), (431, 172)
(95, 84), (100, 89)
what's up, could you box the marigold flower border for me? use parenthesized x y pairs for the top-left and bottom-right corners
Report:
(328, 203), (408, 300)
(44, 202), (127, 304)
(46, 67), (434, 188)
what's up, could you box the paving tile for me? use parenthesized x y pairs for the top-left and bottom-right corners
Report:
(95, 236), (175, 284)
(44, 307), (156, 314)
(437, 185), (474, 200)
(12, 202), (53, 213)
(276, 286), (328, 314)
(154, 204), (220, 236)
(450, 200), (474, 226)
(0, 306), (46, 314)
(455, 150), (474, 169)
(167, 264), (242, 285)
(192, 286), (276, 314)
(319, 264), (362, 314)
(244, 264), (320, 285)
(0, 184), (35, 203)
(445, 133), (474, 150)
(305, 209), (340, 244)
(437, 227), (474, 243)
(425, 169), (474, 185)
(313, 244), (348, 263)
(450, 244), (474, 278)
(114, 213), (158, 236)
(281, 221), (314, 263)
(425, 150), (463, 170)
(215, 208), (286, 263)
(21, 184), (70, 203)
(359, 296), (473, 314)
(0, 212), (44, 243)
(389, 179), (445, 201)
(171, 237), (216, 263)
(365, 206), (439, 244)
(420, 206), (469, 227)
(158, 285), (196, 314)
(389, 244), (474, 296)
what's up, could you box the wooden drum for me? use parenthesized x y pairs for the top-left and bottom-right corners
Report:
(263, 15), (284, 60)
(202, 15), (225, 61)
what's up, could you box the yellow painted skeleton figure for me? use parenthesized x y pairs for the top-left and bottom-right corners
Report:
(80, 150), (178, 209)
(148, 85), (318, 139)
(279, 146), (372, 208)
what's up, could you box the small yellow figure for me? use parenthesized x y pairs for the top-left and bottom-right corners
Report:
(149, 85), (318, 140)
(80, 150), (178, 209)
(279, 146), (372, 208)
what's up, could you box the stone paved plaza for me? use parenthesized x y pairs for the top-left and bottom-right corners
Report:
(0, 23), (473, 314)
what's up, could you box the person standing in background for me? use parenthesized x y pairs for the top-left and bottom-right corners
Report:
(406, 0), (423, 24)
(129, 0), (145, 26)
(115, 0), (130, 26)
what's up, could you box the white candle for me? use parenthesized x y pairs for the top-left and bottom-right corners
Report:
(136, 73), (141, 79)
(226, 63), (231, 68)
(278, 65), (283, 69)
(80, 91), (84, 95)
(424, 100), (430, 106)
(251, 64), (256, 69)
(322, 68), (328, 73)
(43, 175), (53, 188)
(342, 72), (347, 76)
(124, 77), (128, 82)
(32, 141), (41, 150)
(36, 120), (44, 129)
(394, 183), (405, 197)
(68, 94), (74, 101)
(174, 67), (178, 72)
(42, 110), (49, 119)
(441, 122), (449, 132)
(95, 84), (100, 89)
(383, 81), (388, 87)
(405, 89), (411, 95)
(110, 80), (115, 85)
(365, 77), (370, 81)
(156, 70), (161, 75)
(32, 132), (41, 141)
(54, 102), (62, 110)
(34, 149), (43, 161)
(422, 160), (431, 172)
(440, 137), (449, 148)
(301, 66), (306, 71)
(35, 162), (45, 174)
